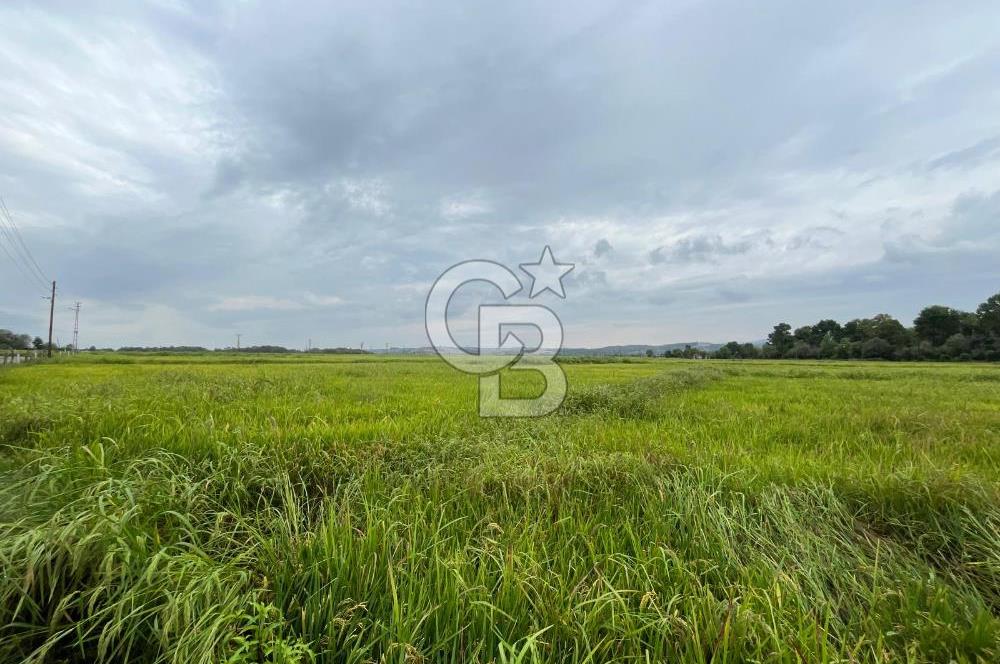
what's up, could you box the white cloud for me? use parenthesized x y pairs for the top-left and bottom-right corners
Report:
(440, 194), (492, 220)
(2, 1), (1000, 347)
(209, 293), (344, 312)
(208, 296), (305, 312)
(303, 293), (345, 307)
(336, 178), (391, 216)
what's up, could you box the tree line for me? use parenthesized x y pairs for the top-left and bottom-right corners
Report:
(6, 290), (999, 361)
(114, 346), (370, 354)
(0, 334), (369, 354)
(0, 331), (50, 351)
(714, 291), (1000, 361)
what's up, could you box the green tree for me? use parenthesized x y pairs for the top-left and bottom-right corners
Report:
(32, 336), (45, 350)
(868, 314), (909, 346)
(717, 341), (741, 359)
(942, 333), (971, 359)
(914, 305), (964, 346)
(842, 319), (869, 342)
(790, 341), (818, 359)
(812, 319), (843, 344)
(862, 337), (894, 359)
(767, 323), (793, 355)
(0, 330), (31, 350)
(977, 292), (1000, 335)
(819, 332), (838, 359)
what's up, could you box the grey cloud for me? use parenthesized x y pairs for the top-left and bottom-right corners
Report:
(717, 288), (753, 304)
(570, 267), (608, 289)
(785, 226), (846, 251)
(648, 247), (666, 265)
(2, 1), (1000, 347)
(203, 1), (1000, 220)
(883, 188), (1000, 263)
(946, 190), (1000, 243)
(649, 234), (756, 265)
(644, 290), (674, 306)
(926, 137), (1000, 172)
(593, 239), (613, 258)
(205, 158), (247, 199)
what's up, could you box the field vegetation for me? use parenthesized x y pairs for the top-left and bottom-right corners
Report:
(1, 355), (998, 662)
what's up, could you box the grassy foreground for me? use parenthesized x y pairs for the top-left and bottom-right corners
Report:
(0, 355), (998, 662)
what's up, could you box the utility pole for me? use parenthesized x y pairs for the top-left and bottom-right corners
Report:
(69, 301), (80, 352)
(236, 333), (241, 351)
(307, 338), (311, 352)
(46, 280), (55, 358)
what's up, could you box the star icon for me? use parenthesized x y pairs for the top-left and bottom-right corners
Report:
(519, 246), (575, 298)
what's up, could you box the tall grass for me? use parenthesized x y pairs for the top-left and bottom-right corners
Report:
(0, 356), (997, 662)
(560, 366), (723, 418)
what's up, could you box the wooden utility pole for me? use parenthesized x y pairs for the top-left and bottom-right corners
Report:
(47, 280), (55, 358)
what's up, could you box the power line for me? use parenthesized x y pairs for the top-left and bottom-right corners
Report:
(0, 228), (45, 292)
(0, 200), (46, 285)
(0, 198), (50, 284)
(0, 198), (60, 357)
(0, 197), (50, 291)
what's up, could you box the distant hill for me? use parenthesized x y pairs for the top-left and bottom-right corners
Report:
(374, 342), (724, 356)
(560, 342), (723, 356)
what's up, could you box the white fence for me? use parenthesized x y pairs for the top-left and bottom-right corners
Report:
(1, 350), (41, 366)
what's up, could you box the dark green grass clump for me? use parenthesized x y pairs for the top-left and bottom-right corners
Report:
(560, 366), (724, 418)
(0, 356), (998, 662)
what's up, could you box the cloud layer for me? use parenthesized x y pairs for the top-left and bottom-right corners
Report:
(2, 1), (999, 347)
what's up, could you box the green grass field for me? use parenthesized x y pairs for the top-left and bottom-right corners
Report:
(1, 355), (998, 662)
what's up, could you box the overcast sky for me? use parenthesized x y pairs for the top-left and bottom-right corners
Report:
(2, 1), (999, 349)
